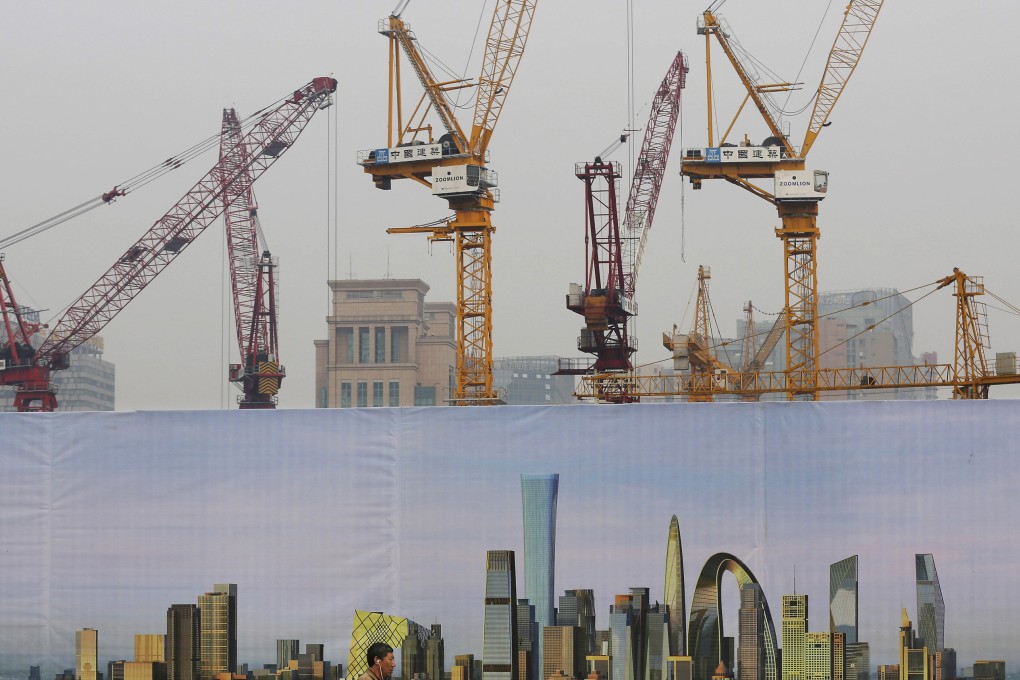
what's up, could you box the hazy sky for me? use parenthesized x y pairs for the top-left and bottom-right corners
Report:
(1, 401), (1018, 677)
(3, 1), (1020, 410)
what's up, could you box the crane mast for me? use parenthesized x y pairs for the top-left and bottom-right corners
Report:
(681, 2), (883, 400)
(0, 76), (337, 411)
(219, 109), (284, 409)
(358, 2), (537, 405)
(559, 52), (687, 402)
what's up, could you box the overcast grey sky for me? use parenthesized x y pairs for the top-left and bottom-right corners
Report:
(3, 1), (1020, 410)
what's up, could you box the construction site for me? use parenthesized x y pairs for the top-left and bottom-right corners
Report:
(2, 1), (1019, 410)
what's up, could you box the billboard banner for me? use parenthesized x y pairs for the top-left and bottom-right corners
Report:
(0, 401), (1017, 678)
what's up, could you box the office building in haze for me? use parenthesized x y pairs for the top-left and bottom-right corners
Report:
(829, 556), (858, 643)
(482, 550), (519, 680)
(517, 600), (538, 680)
(314, 278), (456, 408)
(493, 356), (576, 404)
(972, 661), (1005, 680)
(898, 610), (928, 680)
(664, 517), (686, 657)
(197, 584), (236, 680)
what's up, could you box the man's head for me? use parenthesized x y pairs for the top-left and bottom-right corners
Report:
(367, 643), (395, 678)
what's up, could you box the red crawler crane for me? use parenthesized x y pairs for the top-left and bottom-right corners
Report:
(0, 76), (336, 411)
(219, 108), (284, 409)
(561, 52), (688, 403)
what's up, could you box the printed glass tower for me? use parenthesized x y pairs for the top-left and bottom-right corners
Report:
(198, 584), (237, 680)
(664, 516), (687, 657)
(915, 554), (945, 652)
(483, 550), (519, 680)
(829, 556), (859, 644)
(521, 474), (558, 676)
(167, 605), (200, 680)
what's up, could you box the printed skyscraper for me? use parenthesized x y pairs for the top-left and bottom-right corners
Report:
(664, 516), (687, 657)
(167, 605), (200, 680)
(77, 629), (99, 680)
(781, 595), (807, 680)
(198, 584), (237, 680)
(915, 554), (945, 652)
(521, 474), (558, 677)
(482, 550), (519, 680)
(829, 556), (858, 643)
(738, 584), (764, 680)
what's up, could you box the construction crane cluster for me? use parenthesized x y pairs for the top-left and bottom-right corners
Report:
(3, 1), (1020, 411)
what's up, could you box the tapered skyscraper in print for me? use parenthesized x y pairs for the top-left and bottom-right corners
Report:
(521, 474), (558, 677)
(665, 515), (687, 656)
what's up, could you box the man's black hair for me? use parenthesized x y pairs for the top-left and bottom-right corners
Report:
(366, 642), (394, 669)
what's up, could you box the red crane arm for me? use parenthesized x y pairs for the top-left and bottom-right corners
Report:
(34, 77), (336, 368)
(622, 51), (688, 299)
(219, 108), (265, 365)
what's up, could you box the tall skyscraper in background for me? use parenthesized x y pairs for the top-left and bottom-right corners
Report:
(482, 550), (519, 680)
(198, 584), (237, 680)
(915, 554), (945, 652)
(167, 605), (200, 680)
(737, 584), (764, 680)
(521, 474), (558, 678)
(77, 629), (99, 680)
(781, 595), (807, 680)
(829, 556), (859, 643)
(665, 516), (687, 657)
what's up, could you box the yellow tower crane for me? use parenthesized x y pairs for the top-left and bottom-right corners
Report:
(680, 0), (883, 400)
(357, 2), (537, 405)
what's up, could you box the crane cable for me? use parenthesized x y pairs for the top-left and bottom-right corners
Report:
(0, 100), (288, 251)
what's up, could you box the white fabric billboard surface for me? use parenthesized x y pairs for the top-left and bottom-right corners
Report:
(0, 401), (1016, 677)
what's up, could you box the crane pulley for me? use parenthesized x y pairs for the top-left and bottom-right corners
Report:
(0, 76), (337, 411)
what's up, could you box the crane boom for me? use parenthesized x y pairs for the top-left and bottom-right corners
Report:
(801, 0), (884, 157)
(623, 51), (688, 299)
(470, 0), (537, 157)
(219, 109), (284, 408)
(35, 77), (336, 368)
(1, 76), (336, 411)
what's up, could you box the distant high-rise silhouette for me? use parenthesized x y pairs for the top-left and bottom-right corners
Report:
(198, 584), (237, 680)
(521, 474), (558, 678)
(426, 625), (444, 680)
(76, 629), (98, 680)
(665, 516), (687, 657)
(167, 605), (200, 680)
(829, 556), (859, 644)
(915, 554), (945, 652)
(482, 550), (519, 680)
